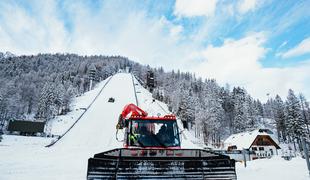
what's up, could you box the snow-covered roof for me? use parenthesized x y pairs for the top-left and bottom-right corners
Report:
(224, 129), (279, 150)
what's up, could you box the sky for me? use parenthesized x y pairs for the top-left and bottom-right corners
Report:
(0, 0), (309, 101)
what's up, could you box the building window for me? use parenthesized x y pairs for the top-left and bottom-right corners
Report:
(259, 147), (264, 151)
(252, 147), (257, 151)
(228, 145), (237, 151)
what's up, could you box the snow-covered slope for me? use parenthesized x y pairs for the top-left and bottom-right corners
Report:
(47, 76), (112, 136)
(54, 73), (135, 151)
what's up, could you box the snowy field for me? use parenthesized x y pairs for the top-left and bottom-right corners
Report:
(236, 156), (310, 180)
(0, 73), (309, 180)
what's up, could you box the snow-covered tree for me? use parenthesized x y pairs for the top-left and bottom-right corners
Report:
(200, 79), (225, 145)
(263, 98), (275, 119)
(245, 95), (259, 130)
(221, 87), (234, 135)
(273, 95), (286, 142)
(285, 89), (306, 141)
(231, 87), (248, 133)
(177, 88), (195, 129)
(299, 93), (310, 137)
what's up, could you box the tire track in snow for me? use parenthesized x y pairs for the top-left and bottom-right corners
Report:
(106, 73), (137, 148)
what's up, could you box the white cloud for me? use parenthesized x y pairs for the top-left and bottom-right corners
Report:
(238, 0), (258, 14)
(194, 33), (310, 101)
(0, 1), (197, 70)
(169, 25), (183, 40)
(281, 37), (310, 58)
(0, 1), (69, 54)
(279, 41), (287, 48)
(174, 0), (217, 17)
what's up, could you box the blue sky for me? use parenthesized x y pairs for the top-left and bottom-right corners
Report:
(0, 0), (309, 101)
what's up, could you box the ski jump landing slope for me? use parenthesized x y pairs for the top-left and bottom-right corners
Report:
(54, 72), (136, 151)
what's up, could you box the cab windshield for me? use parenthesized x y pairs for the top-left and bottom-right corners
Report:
(128, 119), (180, 147)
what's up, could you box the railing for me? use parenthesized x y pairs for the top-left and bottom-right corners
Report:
(130, 74), (139, 106)
(214, 149), (256, 161)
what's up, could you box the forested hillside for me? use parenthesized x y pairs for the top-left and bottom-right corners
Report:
(0, 53), (132, 121)
(0, 53), (309, 148)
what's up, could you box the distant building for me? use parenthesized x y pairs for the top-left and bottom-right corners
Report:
(7, 120), (46, 136)
(224, 129), (281, 159)
(146, 71), (155, 92)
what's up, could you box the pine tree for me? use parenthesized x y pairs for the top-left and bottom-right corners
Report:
(232, 87), (248, 133)
(221, 88), (234, 134)
(36, 83), (50, 119)
(62, 84), (78, 114)
(254, 100), (264, 118)
(263, 98), (275, 119)
(299, 93), (310, 137)
(285, 89), (306, 141)
(245, 95), (259, 130)
(202, 80), (225, 145)
(177, 88), (195, 129)
(273, 95), (286, 142)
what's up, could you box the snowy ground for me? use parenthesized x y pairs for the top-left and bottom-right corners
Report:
(0, 135), (53, 147)
(1, 73), (309, 180)
(236, 156), (310, 180)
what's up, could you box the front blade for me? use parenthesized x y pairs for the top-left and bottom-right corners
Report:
(87, 148), (237, 180)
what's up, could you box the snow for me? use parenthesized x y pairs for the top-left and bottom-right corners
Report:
(0, 51), (15, 59)
(1, 72), (309, 180)
(0, 135), (53, 147)
(236, 156), (310, 180)
(47, 76), (112, 136)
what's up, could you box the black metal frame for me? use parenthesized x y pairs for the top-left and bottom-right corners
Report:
(87, 148), (237, 180)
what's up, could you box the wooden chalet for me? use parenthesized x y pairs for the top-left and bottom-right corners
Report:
(224, 129), (281, 159)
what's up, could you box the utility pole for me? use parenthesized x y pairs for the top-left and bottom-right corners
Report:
(242, 149), (247, 168)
